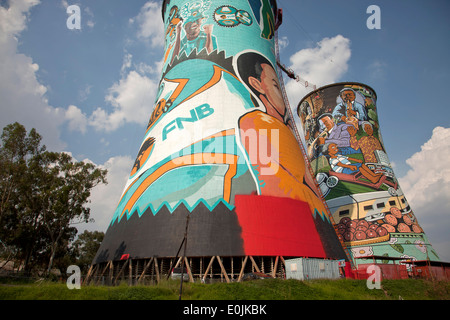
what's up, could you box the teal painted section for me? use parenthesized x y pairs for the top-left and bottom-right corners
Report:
(109, 0), (284, 225)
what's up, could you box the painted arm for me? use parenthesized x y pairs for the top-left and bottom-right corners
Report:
(170, 21), (183, 65)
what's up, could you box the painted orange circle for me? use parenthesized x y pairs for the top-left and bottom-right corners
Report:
(412, 224), (423, 233)
(397, 223), (411, 233)
(384, 214), (398, 226)
(390, 207), (402, 218)
(402, 214), (413, 225)
(381, 223), (396, 233)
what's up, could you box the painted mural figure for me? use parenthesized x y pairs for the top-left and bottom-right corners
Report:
(164, 6), (183, 64)
(171, 8), (217, 64)
(323, 142), (383, 184)
(316, 113), (357, 156)
(332, 88), (367, 122)
(298, 101), (314, 140)
(348, 122), (383, 163)
(237, 51), (323, 213)
(299, 93), (326, 158)
(130, 137), (155, 177)
(237, 52), (287, 124)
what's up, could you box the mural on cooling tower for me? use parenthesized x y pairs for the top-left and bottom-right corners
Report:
(298, 83), (439, 263)
(108, 0), (329, 228)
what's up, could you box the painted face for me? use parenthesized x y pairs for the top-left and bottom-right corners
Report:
(341, 90), (355, 103)
(259, 63), (285, 117)
(184, 18), (203, 39)
(328, 143), (338, 155)
(320, 116), (334, 131)
(364, 123), (373, 135)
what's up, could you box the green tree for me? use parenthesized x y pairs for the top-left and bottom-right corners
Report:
(0, 122), (47, 272)
(0, 122), (44, 228)
(0, 122), (108, 275)
(34, 151), (107, 275)
(70, 230), (104, 273)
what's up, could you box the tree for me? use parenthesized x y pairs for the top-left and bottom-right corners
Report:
(70, 230), (104, 273)
(0, 122), (46, 273)
(0, 122), (44, 230)
(0, 122), (108, 275)
(40, 152), (107, 274)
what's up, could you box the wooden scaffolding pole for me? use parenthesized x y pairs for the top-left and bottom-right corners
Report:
(84, 263), (96, 285)
(249, 256), (261, 273)
(154, 258), (160, 283)
(202, 256), (216, 282)
(184, 257), (194, 283)
(137, 257), (154, 284)
(216, 256), (230, 283)
(95, 261), (111, 285)
(114, 258), (130, 283)
(272, 256), (279, 278)
(237, 256), (249, 282)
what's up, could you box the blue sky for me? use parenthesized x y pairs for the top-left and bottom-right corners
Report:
(1, 0), (449, 261)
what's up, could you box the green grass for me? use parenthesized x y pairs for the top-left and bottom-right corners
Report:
(0, 278), (448, 300)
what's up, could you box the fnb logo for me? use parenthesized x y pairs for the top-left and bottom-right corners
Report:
(162, 104), (214, 141)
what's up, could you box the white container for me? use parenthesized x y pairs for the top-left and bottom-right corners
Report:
(285, 258), (340, 280)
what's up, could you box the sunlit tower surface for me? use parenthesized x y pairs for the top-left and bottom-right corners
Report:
(297, 83), (439, 266)
(89, 0), (349, 283)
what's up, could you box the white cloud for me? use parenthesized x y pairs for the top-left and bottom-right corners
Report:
(76, 2), (165, 134)
(84, 6), (95, 29)
(84, 49), (161, 133)
(135, 58), (164, 76)
(398, 126), (450, 261)
(399, 127), (450, 207)
(65, 105), (88, 134)
(131, 1), (164, 48)
(278, 36), (289, 51)
(120, 52), (133, 76)
(82, 155), (134, 233)
(89, 70), (157, 132)
(60, 0), (69, 9)
(0, 0), (67, 151)
(284, 35), (352, 108)
(78, 84), (92, 102)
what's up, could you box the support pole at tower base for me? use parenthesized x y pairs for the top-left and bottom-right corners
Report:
(85, 255), (298, 286)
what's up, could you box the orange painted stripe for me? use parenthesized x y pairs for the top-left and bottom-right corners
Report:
(117, 129), (236, 208)
(119, 153), (239, 219)
(179, 65), (240, 105)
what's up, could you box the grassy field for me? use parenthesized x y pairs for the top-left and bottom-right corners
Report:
(0, 278), (448, 300)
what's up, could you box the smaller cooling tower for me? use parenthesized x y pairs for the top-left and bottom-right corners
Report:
(297, 82), (440, 265)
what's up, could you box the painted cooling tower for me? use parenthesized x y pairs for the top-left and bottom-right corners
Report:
(92, 0), (348, 278)
(297, 83), (439, 265)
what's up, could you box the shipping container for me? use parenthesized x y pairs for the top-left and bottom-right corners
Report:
(285, 258), (340, 280)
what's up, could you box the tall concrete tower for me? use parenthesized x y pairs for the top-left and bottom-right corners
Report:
(298, 83), (439, 266)
(90, 0), (348, 283)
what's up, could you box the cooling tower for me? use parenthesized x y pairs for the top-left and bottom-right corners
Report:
(297, 82), (439, 266)
(90, 0), (348, 282)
